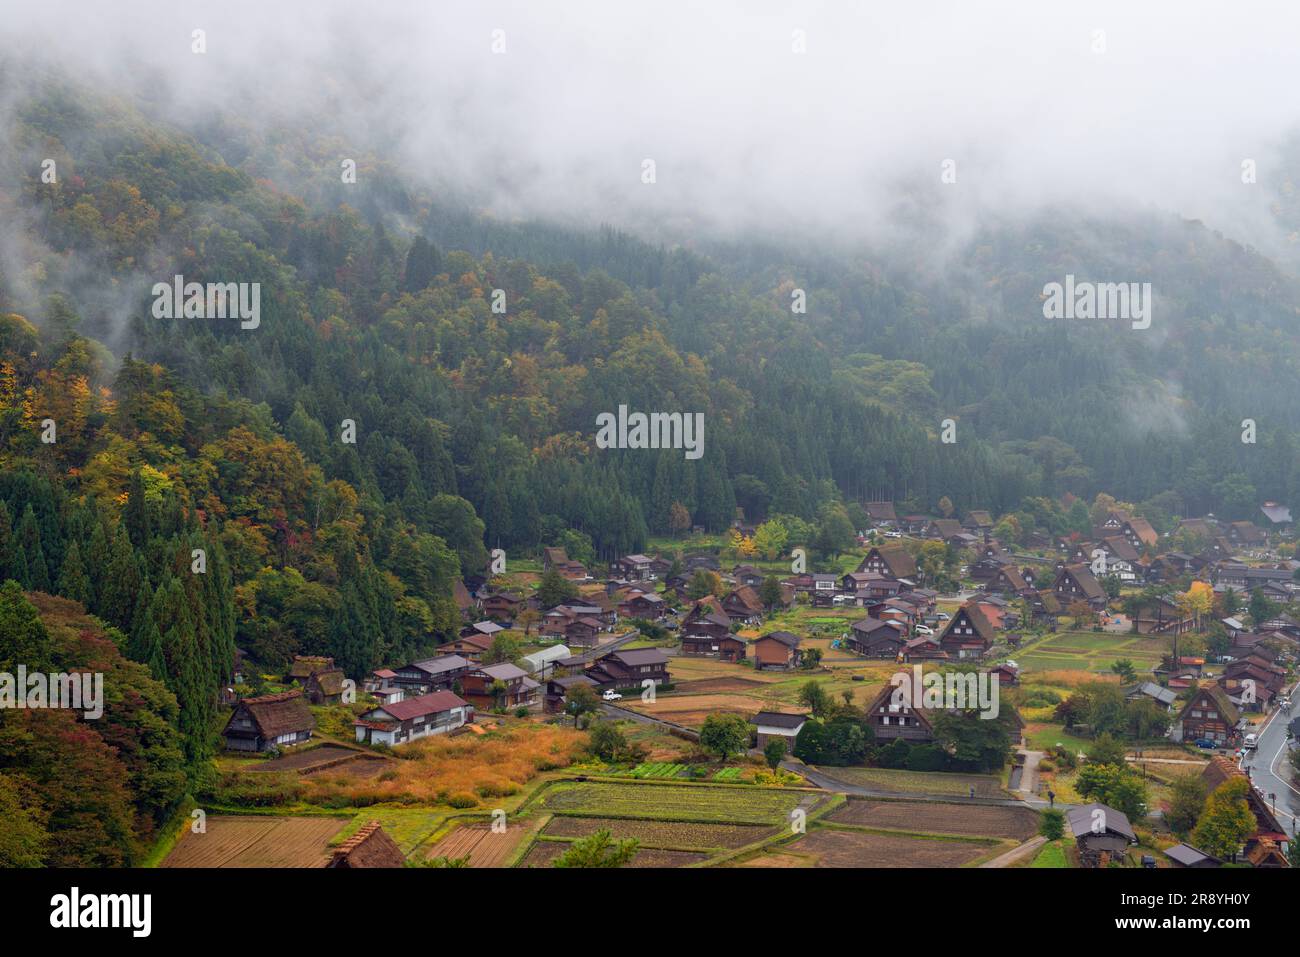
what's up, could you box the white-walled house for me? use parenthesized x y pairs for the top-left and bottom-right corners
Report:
(354, 690), (473, 747)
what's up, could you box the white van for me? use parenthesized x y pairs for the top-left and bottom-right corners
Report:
(1243, 733), (1258, 750)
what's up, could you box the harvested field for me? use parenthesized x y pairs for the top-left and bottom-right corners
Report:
(628, 692), (775, 724)
(162, 816), (347, 868)
(541, 816), (774, 849)
(249, 745), (391, 778)
(734, 850), (815, 867)
(536, 780), (806, 825)
(425, 823), (531, 867)
(828, 800), (1038, 840)
(672, 677), (769, 694)
(248, 744), (355, 771)
(784, 828), (997, 867)
(521, 841), (708, 868)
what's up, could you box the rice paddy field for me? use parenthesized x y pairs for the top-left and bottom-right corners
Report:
(1013, 629), (1168, 673)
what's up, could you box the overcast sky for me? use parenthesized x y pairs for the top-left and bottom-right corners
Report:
(6, 0), (1300, 252)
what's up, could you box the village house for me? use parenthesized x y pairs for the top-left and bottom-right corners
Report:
(460, 662), (540, 710)
(585, 647), (671, 691)
(751, 631), (803, 671)
(481, 591), (528, 624)
(1164, 843), (1222, 868)
(937, 603), (998, 660)
(865, 681), (935, 745)
(988, 565), (1029, 595)
(1096, 536), (1143, 581)
(1201, 757), (1290, 861)
(1067, 802), (1137, 868)
(390, 654), (471, 695)
(989, 662), (1020, 686)
(1124, 681), (1178, 710)
(680, 611), (747, 661)
(732, 564), (766, 588)
(1173, 686), (1242, 747)
(286, 655), (335, 684)
(857, 546), (918, 581)
(618, 589), (666, 621)
(326, 822), (406, 868)
(1127, 594), (1194, 637)
(901, 635), (947, 662)
(926, 518), (963, 541)
(963, 510), (994, 532)
(1052, 564), (1107, 610)
(864, 501), (897, 527)
(354, 690), (473, 746)
(302, 667), (347, 706)
(721, 585), (765, 624)
(610, 553), (657, 581)
(1228, 521), (1268, 547)
(222, 691), (315, 753)
(846, 616), (907, 658)
(1260, 501), (1292, 527)
(545, 673), (599, 714)
(749, 711), (808, 753)
(443, 631), (494, 661)
(542, 546), (590, 581)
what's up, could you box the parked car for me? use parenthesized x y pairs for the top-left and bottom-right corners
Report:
(936, 612), (951, 620)
(1194, 738), (1218, 749)
(885, 531), (903, 539)
(914, 625), (934, 636)
(602, 690), (622, 701)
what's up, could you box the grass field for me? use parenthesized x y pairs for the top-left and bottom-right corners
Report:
(811, 766), (1007, 797)
(534, 780), (809, 824)
(333, 808), (449, 855)
(1014, 629), (1169, 674)
(1029, 840), (1069, 868)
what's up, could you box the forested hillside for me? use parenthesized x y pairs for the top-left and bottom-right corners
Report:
(2, 73), (1300, 858)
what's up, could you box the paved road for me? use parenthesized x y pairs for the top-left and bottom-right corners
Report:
(1240, 687), (1298, 835)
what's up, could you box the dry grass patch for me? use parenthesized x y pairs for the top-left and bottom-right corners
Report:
(299, 722), (586, 808)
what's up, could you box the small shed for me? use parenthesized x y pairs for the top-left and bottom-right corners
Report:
(749, 711), (808, 753)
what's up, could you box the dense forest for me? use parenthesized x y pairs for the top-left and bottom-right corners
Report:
(2, 72), (1300, 863)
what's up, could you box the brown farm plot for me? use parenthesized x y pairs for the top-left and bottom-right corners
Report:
(425, 823), (532, 867)
(627, 692), (773, 726)
(521, 841), (708, 868)
(162, 815), (348, 867)
(672, 676), (770, 694)
(781, 828), (998, 867)
(827, 800), (1038, 840)
(541, 816), (774, 849)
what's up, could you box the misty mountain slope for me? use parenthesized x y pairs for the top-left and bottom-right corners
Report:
(3, 73), (1300, 552)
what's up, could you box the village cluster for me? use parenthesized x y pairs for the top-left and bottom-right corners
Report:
(203, 499), (1298, 870)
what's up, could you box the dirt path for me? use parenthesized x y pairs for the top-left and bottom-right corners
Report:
(979, 835), (1046, 868)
